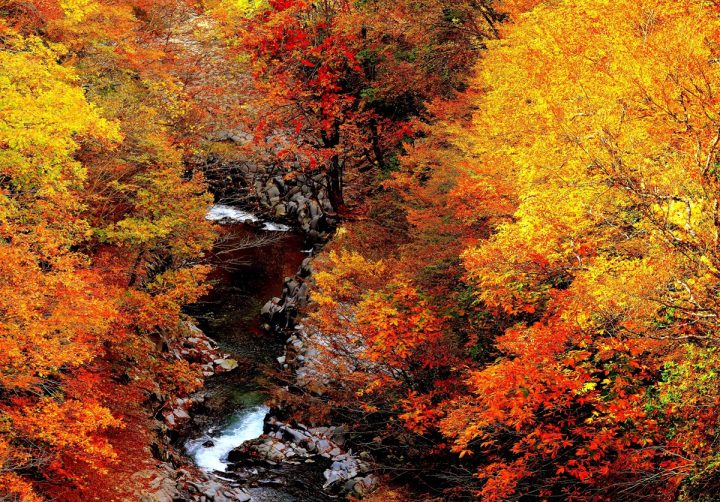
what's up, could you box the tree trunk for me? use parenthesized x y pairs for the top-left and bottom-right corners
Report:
(322, 123), (345, 212)
(327, 153), (344, 211)
(369, 118), (385, 171)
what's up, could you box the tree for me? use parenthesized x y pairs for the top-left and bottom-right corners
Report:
(1, 1), (223, 496)
(284, 0), (720, 498)
(233, 0), (503, 211)
(439, 0), (720, 498)
(0, 29), (123, 498)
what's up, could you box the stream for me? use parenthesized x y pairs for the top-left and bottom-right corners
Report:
(182, 204), (307, 498)
(185, 405), (269, 473)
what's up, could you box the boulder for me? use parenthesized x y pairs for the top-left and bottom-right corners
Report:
(273, 176), (286, 190)
(350, 475), (379, 497)
(266, 185), (281, 199)
(287, 201), (298, 217)
(283, 278), (299, 297)
(173, 408), (190, 420)
(309, 199), (322, 218)
(300, 257), (312, 276)
(216, 358), (238, 372)
(133, 468), (180, 502)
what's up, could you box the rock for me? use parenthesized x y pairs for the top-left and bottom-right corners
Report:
(276, 355), (286, 364)
(323, 455), (367, 489)
(227, 414), (376, 498)
(200, 480), (227, 501)
(187, 322), (203, 334)
(309, 199), (321, 218)
(310, 215), (322, 231)
(284, 277), (299, 294)
(282, 426), (310, 444)
(261, 298), (282, 318)
(321, 197), (334, 213)
(173, 408), (190, 420)
(202, 440), (215, 448)
(294, 289), (309, 308)
(351, 475), (379, 496)
(287, 201), (298, 217)
(300, 257), (312, 277)
(214, 492), (232, 502)
(266, 185), (281, 199)
(133, 468), (180, 502)
(273, 176), (286, 190)
(323, 468), (345, 489)
(315, 438), (332, 454)
(217, 358), (238, 371)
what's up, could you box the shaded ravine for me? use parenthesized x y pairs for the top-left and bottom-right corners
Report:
(181, 204), (307, 500)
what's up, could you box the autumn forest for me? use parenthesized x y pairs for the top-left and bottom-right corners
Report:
(5, 0), (720, 500)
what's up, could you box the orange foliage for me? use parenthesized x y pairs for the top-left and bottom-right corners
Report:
(0, 0), (227, 498)
(291, 0), (720, 499)
(15, 0), (720, 499)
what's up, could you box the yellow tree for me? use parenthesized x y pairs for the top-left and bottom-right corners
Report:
(1, 1), (220, 495)
(0, 29), (123, 499)
(438, 0), (720, 498)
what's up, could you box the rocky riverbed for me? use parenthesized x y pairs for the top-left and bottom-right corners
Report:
(174, 204), (306, 499)
(155, 201), (376, 502)
(199, 138), (338, 244)
(226, 417), (378, 498)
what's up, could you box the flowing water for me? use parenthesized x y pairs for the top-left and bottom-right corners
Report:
(185, 405), (270, 472)
(183, 204), (306, 488)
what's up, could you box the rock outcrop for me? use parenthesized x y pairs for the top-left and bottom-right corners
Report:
(200, 147), (337, 243)
(227, 417), (378, 498)
(255, 253), (380, 498)
(260, 257), (312, 332)
(162, 321), (238, 430)
(133, 464), (253, 502)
